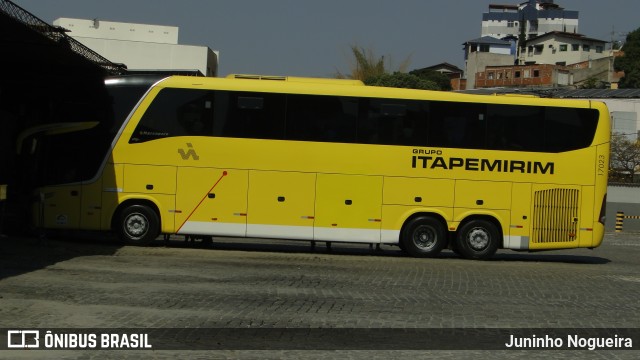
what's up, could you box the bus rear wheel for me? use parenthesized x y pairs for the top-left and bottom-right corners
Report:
(401, 216), (446, 258)
(456, 219), (499, 260)
(116, 204), (160, 246)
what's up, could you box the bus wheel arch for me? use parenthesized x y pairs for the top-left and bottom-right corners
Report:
(112, 200), (161, 246)
(455, 215), (502, 260)
(400, 213), (448, 258)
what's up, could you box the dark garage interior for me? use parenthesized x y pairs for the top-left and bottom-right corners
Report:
(0, 0), (126, 233)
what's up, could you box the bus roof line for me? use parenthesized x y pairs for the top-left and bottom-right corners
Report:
(226, 74), (365, 86)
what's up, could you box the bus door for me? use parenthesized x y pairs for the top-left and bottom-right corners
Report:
(314, 174), (383, 243)
(175, 167), (248, 237)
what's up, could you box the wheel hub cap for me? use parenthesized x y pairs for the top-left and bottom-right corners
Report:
(414, 226), (436, 250)
(126, 214), (147, 238)
(468, 228), (489, 250)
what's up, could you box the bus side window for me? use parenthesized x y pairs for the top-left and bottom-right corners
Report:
(177, 97), (213, 136)
(360, 99), (428, 146)
(218, 91), (285, 140)
(287, 95), (357, 143)
(544, 107), (598, 152)
(429, 102), (486, 149)
(130, 89), (213, 143)
(486, 104), (544, 151)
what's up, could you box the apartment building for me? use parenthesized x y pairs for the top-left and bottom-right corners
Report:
(481, 0), (579, 40)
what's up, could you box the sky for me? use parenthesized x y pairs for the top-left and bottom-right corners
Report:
(13, 0), (640, 77)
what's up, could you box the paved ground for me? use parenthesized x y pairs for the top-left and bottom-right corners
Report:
(0, 232), (638, 359)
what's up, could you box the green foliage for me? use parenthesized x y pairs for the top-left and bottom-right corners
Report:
(581, 76), (600, 89)
(409, 69), (453, 91)
(616, 27), (640, 88)
(336, 45), (411, 81)
(364, 72), (439, 90)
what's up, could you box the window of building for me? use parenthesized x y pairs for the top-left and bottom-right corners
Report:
(583, 44), (590, 52)
(596, 46), (603, 53)
(559, 44), (568, 52)
(507, 21), (515, 28)
(572, 44), (580, 51)
(487, 72), (495, 80)
(533, 70), (540, 77)
(479, 44), (490, 52)
(515, 71), (521, 78)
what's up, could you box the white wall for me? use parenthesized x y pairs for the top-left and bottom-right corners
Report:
(597, 98), (640, 141)
(54, 18), (218, 76)
(525, 36), (608, 65)
(76, 37), (218, 76)
(54, 18), (178, 44)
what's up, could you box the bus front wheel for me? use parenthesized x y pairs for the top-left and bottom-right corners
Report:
(456, 219), (499, 260)
(401, 216), (446, 258)
(116, 204), (160, 246)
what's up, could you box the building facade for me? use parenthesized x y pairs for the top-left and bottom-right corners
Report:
(465, 1), (618, 90)
(473, 55), (617, 89)
(53, 18), (219, 76)
(523, 31), (608, 66)
(481, 0), (579, 40)
(463, 36), (516, 89)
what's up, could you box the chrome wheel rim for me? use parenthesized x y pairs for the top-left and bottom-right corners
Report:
(413, 225), (437, 251)
(467, 227), (489, 251)
(124, 213), (148, 240)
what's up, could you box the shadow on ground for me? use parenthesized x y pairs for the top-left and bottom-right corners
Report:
(0, 233), (121, 281)
(0, 232), (611, 282)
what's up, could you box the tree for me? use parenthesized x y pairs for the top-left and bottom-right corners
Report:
(616, 27), (640, 88)
(336, 45), (411, 82)
(409, 68), (452, 91)
(609, 134), (640, 183)
(336, 45), (443, 90)
(581, 76), (601, 89)
(365, 72), (439, 90)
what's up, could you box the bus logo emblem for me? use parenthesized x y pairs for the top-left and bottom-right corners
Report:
(178, 143), (199, 160)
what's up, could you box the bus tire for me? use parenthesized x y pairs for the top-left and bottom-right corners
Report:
(116, 204), (160, 246)
(456, 219), (499, 260)
(401, 216), (446, 258)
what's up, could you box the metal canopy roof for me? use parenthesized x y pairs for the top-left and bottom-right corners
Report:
(460, 87), (640, 99)
(0, 0), (126, 76)
(552, 89), (640, 99)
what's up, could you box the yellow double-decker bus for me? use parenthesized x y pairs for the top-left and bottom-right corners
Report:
(30, 74), (610, 259)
